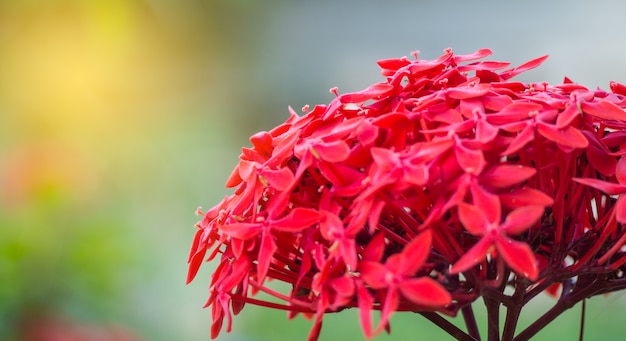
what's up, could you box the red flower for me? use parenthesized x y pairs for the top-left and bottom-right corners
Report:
(360, 231), (451, 335)
(188, 48), (626, 340)
(449, 189), (544, 280)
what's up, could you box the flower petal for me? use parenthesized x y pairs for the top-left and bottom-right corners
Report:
(610, 81), (626, 96)
(480, 164), (536, 188)
(399, 277), (452, 307)
(315, 140), (351, 162)
(187, 243), (208, 284)
(495, 236), (538, 280)
(536, 123), (588, 149)
(453, 48), (493, 63)
(376, 288), (399, 335)
(220, 222), (262, 240)
(362, 233), (386, 262)
(486, 102), (543, 125)
(360, 261), (389, 289)
(499, 55), (549, 80)
(447, 84), (490, 99)
(573, 177), (626, 196)
(581, 100), (626, 121)
(272, 208), (321, 232)
(458, 202), (490, 235)
(261, 167), (295, 191)
(400, 230), (432, 275)
(502, 205), (545, 235)
(356, 281), (375, 338)
(583, 130), (617, 177)
(455, 142), (485, 175)
(555, 103), (581, 129)
(449, 236), (494, 274)
(501, 123), (535, 156)
(616, 196), (626, 224)
(256, 232), (277, 283)
(499, 187), (554, 208)
(339, 82), (394, 103)
(616, 157), (626, 185)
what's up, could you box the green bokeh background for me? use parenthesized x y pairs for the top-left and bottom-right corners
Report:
(1, 1), (625, 340)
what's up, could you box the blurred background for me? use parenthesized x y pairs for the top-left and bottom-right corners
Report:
(1, 0), (626, 340)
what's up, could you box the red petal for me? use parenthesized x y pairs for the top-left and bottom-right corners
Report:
(262, 167), (295, 191)
(455, 142), (485, 175)
(610, 81), (626, 96)
(572, 177), (626, 195)
(449, 236), (493, 274)
(362, 233), (386, 262)
(480, 164), (536, 188)
(188, 228), (203, 262)
(495, 236), (538, 280)
(581, 100), (626, 121)
(377, 288), (399, 335)
(482, 93), (514, 111)
(376, 57), (411, 71)
(256, 233), (277, 283)
(501, 123), (535, 156)
(225, 165), (243, 188)
(360, 261), (388, 289)
(271, 130), (299, 163)
(415, 138), (455, 159)
(583, 130), (617, 177)
(219, 256), (252, 292)
(617, 157), (626, 185)
(447, 83), (490, 99)
(486, 102), (543, 125)
(356, 281), (375, 338)
(555, 103), (581, 129)
(616, 196), (626, 224)
(453, 48), (493, 63)
(399, 277), (452, 307)
(470, 182), (501, 223)
(339, 82), (394, 103)
(339, 239), (358, 271)
(187, 244), (207, 284)
(502, 205), (545, 235)
(249, 131), (273, 157)
(356, 121), (379, 145)
(409, 58), (448, 75)
(238, 160), (257, 181)
(220, 222), (262, 240)
(272, 208), (321, 232)
(500, 187), (554, 208)
(400, 230), (432, 275)
(457, 202), (489, 235)
(500, 55), (549, 80)
(371, 147), (397, 168)
(403, 163), (429, 186)
(490, 81), (527, 93)
(536, 123), (588, 149)
(458, 60), (511, 72)
(476, 119), (499, 143)
(315, 140), (351, 162)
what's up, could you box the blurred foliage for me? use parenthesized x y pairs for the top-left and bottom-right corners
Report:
(0, 0), (272, 339)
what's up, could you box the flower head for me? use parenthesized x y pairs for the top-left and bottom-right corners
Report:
(188, 48), (626, 340)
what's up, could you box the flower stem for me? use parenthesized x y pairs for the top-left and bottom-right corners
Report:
(483, 296), (500, 341)
(461, 305), (480, 340)
(419, 312), (477, 341)
(501, 282), (525, 341)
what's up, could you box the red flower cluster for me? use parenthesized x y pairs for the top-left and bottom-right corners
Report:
(188, 48), (626, 340)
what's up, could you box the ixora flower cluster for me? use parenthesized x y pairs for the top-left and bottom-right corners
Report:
(187, 48), (626, 340)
